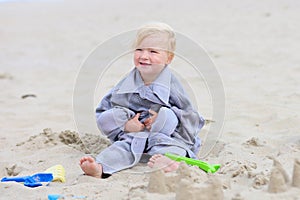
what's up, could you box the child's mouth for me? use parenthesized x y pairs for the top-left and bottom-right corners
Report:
(139, 62), (151, 66)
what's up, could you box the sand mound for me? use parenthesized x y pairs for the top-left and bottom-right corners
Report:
(16, 128), (110, 156)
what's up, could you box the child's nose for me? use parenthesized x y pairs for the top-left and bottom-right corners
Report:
(140, 50), (150, 59)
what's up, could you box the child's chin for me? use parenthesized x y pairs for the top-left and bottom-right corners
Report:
(137, 66), (151, 70)
(138, 64), (152, 68)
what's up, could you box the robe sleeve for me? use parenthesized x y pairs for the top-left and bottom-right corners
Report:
(95, 89), (135, 142)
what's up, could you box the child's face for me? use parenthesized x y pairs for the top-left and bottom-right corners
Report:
(134, 34), (173, 79)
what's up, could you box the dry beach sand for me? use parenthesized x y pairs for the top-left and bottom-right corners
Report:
(0, 0), (300, 199)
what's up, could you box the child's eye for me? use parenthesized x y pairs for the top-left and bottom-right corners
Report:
(150, 50), (158, 54)
(135, 49), (142, 52)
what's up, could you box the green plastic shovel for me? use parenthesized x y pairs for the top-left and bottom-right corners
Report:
(165, 153), (220, 173)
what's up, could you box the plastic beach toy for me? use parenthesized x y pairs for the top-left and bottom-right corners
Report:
(165, 153), (220, 173)
(48, 194), (64, 200)
(45, 164), (66, 183)
(1, 173), (53, 187)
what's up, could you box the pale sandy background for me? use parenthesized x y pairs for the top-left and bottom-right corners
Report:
(0, 0), (299, 199)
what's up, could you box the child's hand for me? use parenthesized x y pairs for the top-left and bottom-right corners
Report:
(144, 110), (158, 130)
(124, 113), (145, 132)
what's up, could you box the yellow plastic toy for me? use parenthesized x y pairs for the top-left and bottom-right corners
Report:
(45, 165), (66, 183)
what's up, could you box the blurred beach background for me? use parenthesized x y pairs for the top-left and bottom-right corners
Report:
(0, 0), (299, 199)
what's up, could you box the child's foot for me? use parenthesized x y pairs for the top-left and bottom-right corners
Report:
(147, 154), (180, 172)
(79, 156), (103, 178)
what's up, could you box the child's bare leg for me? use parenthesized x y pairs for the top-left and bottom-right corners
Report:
(79, 156), (103, 178)
(147, 154), (180, 173)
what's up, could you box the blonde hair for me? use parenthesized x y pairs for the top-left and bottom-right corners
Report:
(133, 22), (176, 54)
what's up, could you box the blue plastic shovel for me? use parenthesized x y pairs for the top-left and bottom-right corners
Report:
(1, 173), (53, 187)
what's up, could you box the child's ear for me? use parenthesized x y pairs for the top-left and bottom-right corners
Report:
(166, 53), (174, 64)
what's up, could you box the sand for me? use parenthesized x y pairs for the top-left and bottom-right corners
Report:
(0, 0), (300, 199)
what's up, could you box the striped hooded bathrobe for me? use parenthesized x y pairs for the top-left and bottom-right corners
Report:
(95, 67), (205, 174)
